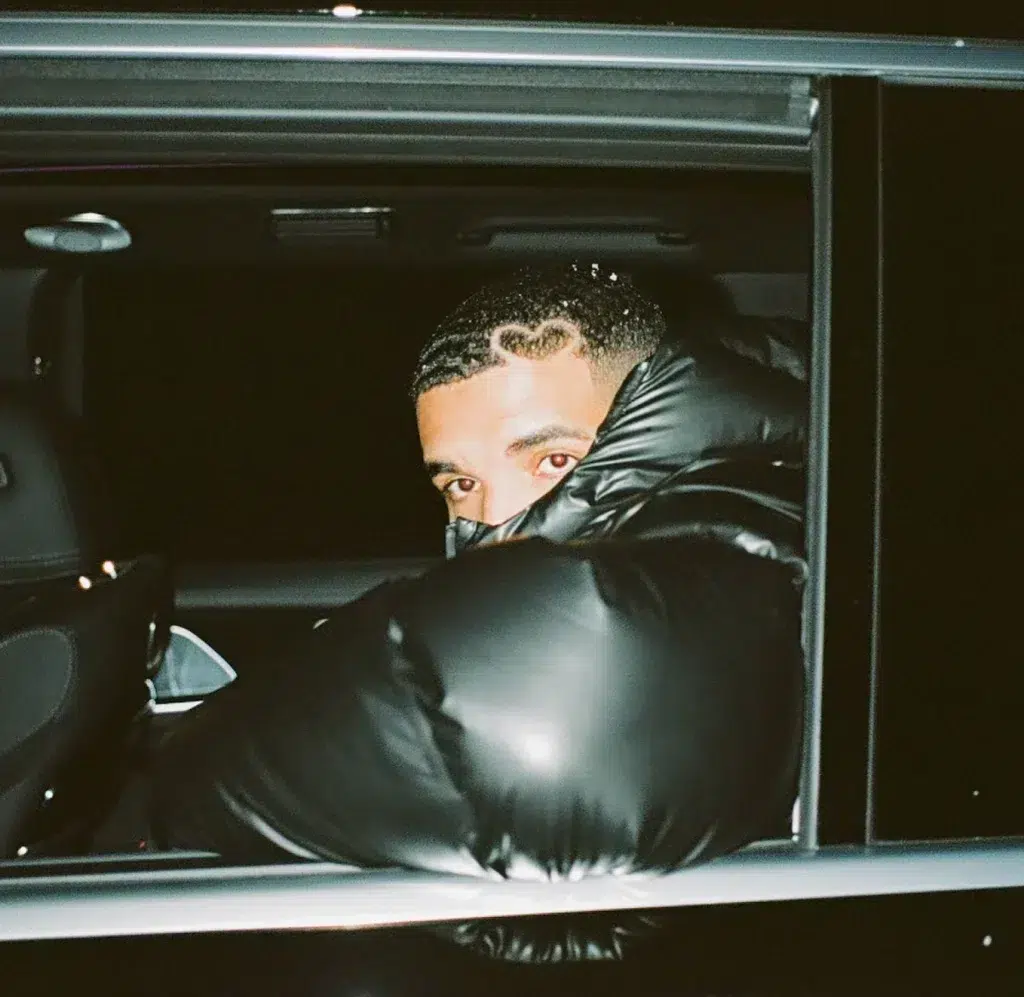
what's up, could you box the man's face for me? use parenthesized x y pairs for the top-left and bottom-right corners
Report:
(416, 348), (621, 527)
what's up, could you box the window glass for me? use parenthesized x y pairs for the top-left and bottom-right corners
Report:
(873, 84), (1024, 840)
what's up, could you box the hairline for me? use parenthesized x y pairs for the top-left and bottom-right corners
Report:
(411, 340), (648, 404)
(409, 264), (666, 401)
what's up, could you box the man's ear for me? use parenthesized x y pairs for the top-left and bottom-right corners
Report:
(591, 352), (653, 439)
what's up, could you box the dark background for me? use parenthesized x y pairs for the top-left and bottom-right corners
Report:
(871, 85), (1024, 842)
(84, 262), (757, 561)
(86, 265), (472, 561)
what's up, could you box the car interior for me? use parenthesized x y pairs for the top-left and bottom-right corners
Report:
(0, 164), (813, 868)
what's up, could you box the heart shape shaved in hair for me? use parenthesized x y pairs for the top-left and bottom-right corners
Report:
(410, 263), (666, 400)
(489, 318), (586, 362)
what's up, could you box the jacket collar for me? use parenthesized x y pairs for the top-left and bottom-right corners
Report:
(445, 335), (806, 558)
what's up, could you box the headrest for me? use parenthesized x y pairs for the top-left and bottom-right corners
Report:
(0, 383), (113, 586)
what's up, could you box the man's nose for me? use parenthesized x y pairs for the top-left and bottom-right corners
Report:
(479, 480), (536, 527)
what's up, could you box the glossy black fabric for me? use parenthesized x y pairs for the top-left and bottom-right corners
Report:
(445, 330), (806, 561)
(147, 324), (808, 961)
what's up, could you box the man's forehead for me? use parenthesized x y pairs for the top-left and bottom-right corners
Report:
(423, 411), (589, 464)
(419, 351), (597, 418)
(416, 349), (610, 467)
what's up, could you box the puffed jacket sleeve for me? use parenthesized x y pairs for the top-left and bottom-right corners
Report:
(148, 532), (804, 937)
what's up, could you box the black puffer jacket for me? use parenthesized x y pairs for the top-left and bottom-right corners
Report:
(145, 320), (808, 962)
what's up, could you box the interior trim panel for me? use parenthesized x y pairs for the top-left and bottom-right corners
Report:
(173, 559), (438, 610)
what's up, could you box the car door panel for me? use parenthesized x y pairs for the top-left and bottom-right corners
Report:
(166, 558), (437, 686)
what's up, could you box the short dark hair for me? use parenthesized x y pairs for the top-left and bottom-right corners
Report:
(410, 262), (666, 400)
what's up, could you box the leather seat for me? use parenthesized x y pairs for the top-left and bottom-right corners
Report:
(0, 379), (171, 859)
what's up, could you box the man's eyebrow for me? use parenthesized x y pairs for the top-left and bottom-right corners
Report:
(424, 459), (461, 479)
(424, 426), (592, 478)
(506, 424), (593, 455)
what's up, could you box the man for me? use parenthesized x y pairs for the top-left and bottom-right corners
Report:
(130, 262), (807, 962)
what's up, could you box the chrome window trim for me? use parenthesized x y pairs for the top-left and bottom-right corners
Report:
(0, 37), (815, 172)
(864, 85), (886, 845)
(1, 839), (1021, 942)
(0, 15), (1022, 82)
(799, 79), (832, 852)
(0, 16), (1020, 173)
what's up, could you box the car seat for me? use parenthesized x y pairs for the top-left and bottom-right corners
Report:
(0, 280), (171, 859)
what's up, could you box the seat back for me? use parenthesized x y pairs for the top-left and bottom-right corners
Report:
(0, 378), (170, 858)
(0, 558), (170, 856)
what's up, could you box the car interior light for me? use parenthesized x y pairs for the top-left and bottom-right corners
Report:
(24, 213), (132, 255)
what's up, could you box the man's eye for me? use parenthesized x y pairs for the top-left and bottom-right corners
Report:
(443, 477), (476, 499)
(537, 453), (578, 476)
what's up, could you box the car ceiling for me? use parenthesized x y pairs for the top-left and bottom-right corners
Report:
(0, 172), (810, 273)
